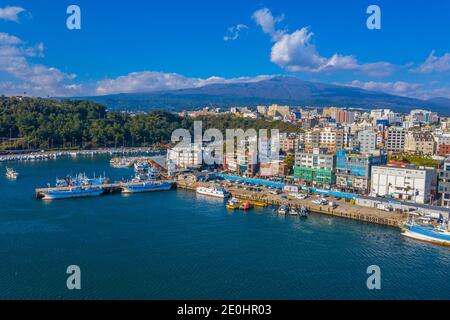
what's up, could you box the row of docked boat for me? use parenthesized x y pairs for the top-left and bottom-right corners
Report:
(110, 157), (134, 168)
(1, 148), (162, 163)
(277, 205), (309, 217)
(226, 198), (267, 211)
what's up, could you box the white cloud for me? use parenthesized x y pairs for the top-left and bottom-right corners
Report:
(224, 24), (248, 41)
(341, 80), (450, 100)
(252, 8), (285, 41)
(95, 71), (274, 95)
(0, 6), (26, 22)
(413, 50), (450, 74)
(254, 8), (395, 76)
(0, 32), (78, 96)
(344, 80), (421, 96)
(0, 32), (21, 45)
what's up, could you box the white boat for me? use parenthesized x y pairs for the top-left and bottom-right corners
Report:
(196, 186), (230, 198)
(278, 205), (288, 215)
(42, 186), (103, 200)
(122, 181), (173, 194)
(402, 222), (450, 247)
(6, 167), (18, 180)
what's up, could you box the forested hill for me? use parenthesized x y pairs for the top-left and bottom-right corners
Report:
(0, 97), (300, 150)
(0, 96), (186, 149)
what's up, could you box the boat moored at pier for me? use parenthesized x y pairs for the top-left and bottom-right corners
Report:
(122, 181), (173, 194)
(42, 186), (104, 200)
(196, 186), (230, 198)
(402, 223), (450, 247)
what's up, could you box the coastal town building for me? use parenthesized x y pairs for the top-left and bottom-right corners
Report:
(304, 128), (345, 153)
(294, 148), (336, 187)
(370, 163), (436, 204)
(335, 149), (387, 193)
(404, 130), (435, 156)
(267, 104), (290, 119)
(167, 143), (203, 169)
(438, 158), (450, 208)
(357, 129), (377, 154)
(386, 127), (406, 153)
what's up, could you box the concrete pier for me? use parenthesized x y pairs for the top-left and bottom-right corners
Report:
(176, 180), (406, 228)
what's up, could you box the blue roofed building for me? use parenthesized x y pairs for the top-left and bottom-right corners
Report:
(335, 149), (387, 194)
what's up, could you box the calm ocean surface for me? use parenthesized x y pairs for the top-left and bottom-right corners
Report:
(0, 155), (449, 300)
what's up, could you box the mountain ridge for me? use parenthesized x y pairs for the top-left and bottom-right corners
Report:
(75, 76), (450, 115)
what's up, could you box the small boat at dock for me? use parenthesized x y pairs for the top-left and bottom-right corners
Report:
(289, 207), (299, 216)
(6, 167), (18, 180)
(251, 200), (267, 208)
(226, 198), (241, 210)
(239, 202), (253, 211)
(196, 186), (230, 198)
(110, 157), (133, 168)
(278, 205), (288, 215)
(299, 206), (309, 217)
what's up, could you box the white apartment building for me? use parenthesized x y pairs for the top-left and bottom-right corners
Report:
(371, 165), (436, 204)
(386, 127), (406, 153)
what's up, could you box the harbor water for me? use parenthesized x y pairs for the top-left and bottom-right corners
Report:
(1, 156), (450, 299)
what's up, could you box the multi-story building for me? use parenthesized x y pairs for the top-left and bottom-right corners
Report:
(370, 163), (436, 204)
(304, 128), (345, 153)
(404, 130), (435, 156)
(167, 143), (203, 169)
(294, 148), (336, 187)
(386, 127), (406, 153)
(408, 109), (439, 125)
(267, 104), (290, 119)
(357, 130), (377, 154)
(280, 133), (300, 153)
(335, 109), (356, 125)
(256, 105), (268, 115)
(438, 144), (450, 157)
(438, 158), (450, 207)
(335, 149), (387, 193)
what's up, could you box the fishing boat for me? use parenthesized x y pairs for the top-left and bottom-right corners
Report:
(42, 186), (103, 200)
(401, 220), (450, 247)
(110, 157), (133, 168)
(289, 207), (299, 216)
(299, 206), (309, 217)
(122, 181), (173, 194)
(134, 161), (150, 172)
(55, 173), (109, 187)
(226, 198), (241, 210)
(196, 186), (230, 198)
(251, 200), (267, 208)
(5, 167), (18, 180)
(278, 205), (288, 215)
(239, 202), (254, 211)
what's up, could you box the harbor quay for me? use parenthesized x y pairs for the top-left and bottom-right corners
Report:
(33, 174), (404, 228)
(176, 180), (406, 228)
(34, 179), (175, 199)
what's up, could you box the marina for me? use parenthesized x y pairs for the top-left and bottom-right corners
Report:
(1, 155), (450, 299)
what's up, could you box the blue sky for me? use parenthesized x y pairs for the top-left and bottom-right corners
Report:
(1, 0), (450, 99)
